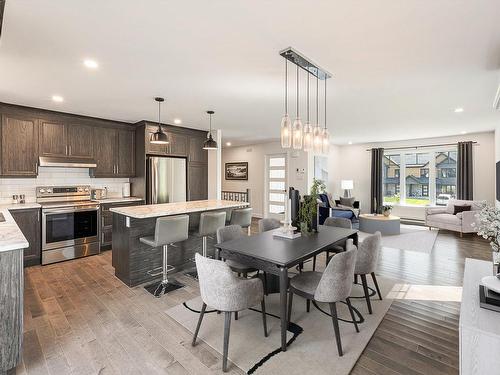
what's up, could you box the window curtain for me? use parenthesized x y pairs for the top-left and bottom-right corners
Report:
(457, 141), (474, 200)
(370, 148), (384, 213)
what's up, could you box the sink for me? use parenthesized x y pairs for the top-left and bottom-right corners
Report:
(0, 213), (5, 222)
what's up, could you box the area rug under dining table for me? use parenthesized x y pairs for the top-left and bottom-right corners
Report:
(165, 275), (398, 374)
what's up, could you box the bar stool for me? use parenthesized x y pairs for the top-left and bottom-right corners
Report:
(187, 211), (227, 279)
(229, 207), (253, 235)
(140, 215), (189, 298)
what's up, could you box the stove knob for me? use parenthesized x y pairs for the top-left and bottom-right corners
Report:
(46, 189), (52, 194)
(84, 187), (89, 192)
(39, 188), (45, 193)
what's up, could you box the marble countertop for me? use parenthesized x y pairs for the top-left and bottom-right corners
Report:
(110, 199), (249, 219)
(92, 197), (144, 204)
(0, 208), (29, 252)
(0, 202), (41, 211)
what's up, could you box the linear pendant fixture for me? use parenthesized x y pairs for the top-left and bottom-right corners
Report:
(203, 110), (218, 150)
(150, 97), (169, 145)
(279, 47), (332, 154)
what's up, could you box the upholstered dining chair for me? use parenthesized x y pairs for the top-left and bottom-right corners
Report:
(258, 218), (281, 233)
(312, 216), (353, 271)
(287, 240), (358, 357)
(354, 231), (382, 314)
(192, 253), (268, 372)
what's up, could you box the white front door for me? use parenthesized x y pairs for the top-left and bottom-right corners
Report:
(265, 154), (287, 220)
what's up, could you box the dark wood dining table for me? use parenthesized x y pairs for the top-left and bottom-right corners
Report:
(214, 225), (358, 351)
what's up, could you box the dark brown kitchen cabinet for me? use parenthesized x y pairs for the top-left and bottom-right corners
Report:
(39, 121), (93, 159)
(0, 114), (39, 177)
(91, 127), (135, 177)
(9, 208), (41, 267)
(189, 137), (208, 163)
(188, 162), (208, 200)
(145, 127), (167, 155)
(168, 132), (188, 156)
(100, 200), (144, 251)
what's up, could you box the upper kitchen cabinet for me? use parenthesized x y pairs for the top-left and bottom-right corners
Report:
(144, 124), (188, 157)
(39, 121), (93, 159)
(91, 127), (135, 178)
(0, 114), (39, 177)
(189, 136), (208, 163)
(167, 131), (188, 156)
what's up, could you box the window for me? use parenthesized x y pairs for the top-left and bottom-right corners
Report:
(314, 156), (328, 181)
(382, 147), (457, 206)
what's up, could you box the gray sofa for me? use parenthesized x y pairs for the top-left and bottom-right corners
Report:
(424, 199), (483, 236)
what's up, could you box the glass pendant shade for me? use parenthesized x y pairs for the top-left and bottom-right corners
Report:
(292, 117), (303, 150)
(313, 124), (322, 154)
(321, 128), (330, 154)
(303, 122), (313, 151)
(280, 114), (292, 148)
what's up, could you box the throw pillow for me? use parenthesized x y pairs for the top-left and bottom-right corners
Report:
(453, 205), (471, 215)
(340, 196), (355, 207)
(327, 193), (336, 208)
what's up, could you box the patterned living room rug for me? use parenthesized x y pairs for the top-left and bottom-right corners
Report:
(359, 225), (438, 254)
(165, 276), (398, 374)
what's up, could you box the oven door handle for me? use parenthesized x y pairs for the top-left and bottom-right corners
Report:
(43, 206), (100, 214)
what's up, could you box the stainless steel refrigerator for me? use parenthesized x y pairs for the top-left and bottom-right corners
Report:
(146, 156), (187, 204)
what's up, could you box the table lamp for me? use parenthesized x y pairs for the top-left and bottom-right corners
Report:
(341, 180), (354, 197)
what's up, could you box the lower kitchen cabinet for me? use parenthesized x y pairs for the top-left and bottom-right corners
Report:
(9, 208), (41, 267)
(100, 200), (144, 251)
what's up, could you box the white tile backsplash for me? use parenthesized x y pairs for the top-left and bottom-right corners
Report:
(0, 167), (130, 204)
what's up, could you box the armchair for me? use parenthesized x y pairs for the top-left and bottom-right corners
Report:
(425, 199), (482, 236)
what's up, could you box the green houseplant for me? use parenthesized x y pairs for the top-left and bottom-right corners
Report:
(297, 178), (326, 234)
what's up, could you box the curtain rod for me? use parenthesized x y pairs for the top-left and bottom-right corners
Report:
(365, 141), (478, 152)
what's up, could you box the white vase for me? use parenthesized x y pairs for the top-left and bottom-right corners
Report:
(383, 210), (391, 217)
(493, 251), (500, 275)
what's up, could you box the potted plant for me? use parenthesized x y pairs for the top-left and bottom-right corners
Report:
(474, 202), (500, 274)
(297, 178), (326, 234)
(382, 205), (392, 217)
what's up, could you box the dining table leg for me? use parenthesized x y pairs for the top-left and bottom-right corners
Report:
(279, 266), (288, 352)
(214, 248), (220, 260)
(352, 232), (359, 247)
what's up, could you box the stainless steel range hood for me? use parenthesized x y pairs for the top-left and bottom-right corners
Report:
(39, 156), (97, 168)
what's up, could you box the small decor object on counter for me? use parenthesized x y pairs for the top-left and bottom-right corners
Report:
(19, 194), (25, 204)
(474, 202), (500, 274)
(382, 205), (392, 217)
(225, 162), (248, 180)
(298, 178), (325, 234)
(12, 194), (18, 204)
(122, 182), (131, 198)
(274, 197), (301, 239)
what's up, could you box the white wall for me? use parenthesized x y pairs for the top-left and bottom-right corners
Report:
(495, 126), (500, 207)
(328, 131), (495, 220)
(0, 167), (129, 204)
(221, 141), (310, 217)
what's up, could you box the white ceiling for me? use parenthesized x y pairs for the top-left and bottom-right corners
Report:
(1, 0), (499, 146)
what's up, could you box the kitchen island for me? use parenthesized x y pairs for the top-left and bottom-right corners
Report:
(110, 200), (249, 287)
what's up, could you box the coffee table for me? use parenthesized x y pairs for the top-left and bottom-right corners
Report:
(359, 214), (400, 235)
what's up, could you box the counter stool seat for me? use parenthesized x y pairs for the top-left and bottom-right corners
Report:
(140, 215), (189, 298)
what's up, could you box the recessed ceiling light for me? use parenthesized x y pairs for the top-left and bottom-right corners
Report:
(454, 107), (464, 113)
(173, 118), (182, 125)
(226, 142), (232, 146)
(348, 141), (353, 145)
(461, 131), (467, 134)
(52, 95), (64, 102)
(83, 59), (98, 69)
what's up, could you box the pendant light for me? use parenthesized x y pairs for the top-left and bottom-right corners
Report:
(313, 75), (322, 154)
(322, 78), (330, 155)
(150, 97), (169, 144)
(292, 65), (303, 150)
(303, 70), (312, 152)
(280, 59), (292, 148)
(203, 110), (218, 150)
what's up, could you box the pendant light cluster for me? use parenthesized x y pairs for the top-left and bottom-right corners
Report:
(149, 97), (218, 151)
(279, 48), (331, 155)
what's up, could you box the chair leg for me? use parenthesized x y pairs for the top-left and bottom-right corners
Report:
(354, 274), (358, 284)
(263, 272), (268, 296)
(329, 302), (343, 357)
(287, 291), (294, 328)
(235, 311), (238, 320)
(261, 299), (268, 337)
(306, 299), (311, 313)
(360, 274), (373, 314)
(346, 298), (359, 333)
(312, 255), (317, 271)
(192, 303), (207, 346)
(223, 312), (232, 372)
(371, 272), (383, 300)
(325, 251), (331, 267)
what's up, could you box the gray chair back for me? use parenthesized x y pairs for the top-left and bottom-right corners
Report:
(258, 218), (280, 233)
(199, 211), (227, 236)
(324, 217), (352, 229)
(152, 215), (189, 246)
(355, 231), (382, 275)
(229, 207), (253, 228)
(314, 240), (357, 303)
(217, 224), (244, 244)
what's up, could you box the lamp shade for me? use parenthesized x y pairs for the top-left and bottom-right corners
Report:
(341, 180), (354, 190)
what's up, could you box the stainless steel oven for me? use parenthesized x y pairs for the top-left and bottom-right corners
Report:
(37, 186), (100, 265)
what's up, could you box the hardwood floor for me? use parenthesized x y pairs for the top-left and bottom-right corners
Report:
(17, 221), (491, 375)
